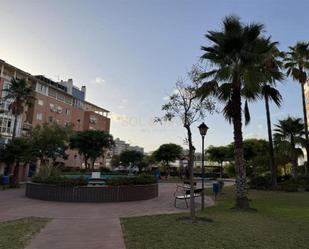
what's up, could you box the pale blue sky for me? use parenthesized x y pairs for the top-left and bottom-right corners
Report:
(0, 0), (308, 152)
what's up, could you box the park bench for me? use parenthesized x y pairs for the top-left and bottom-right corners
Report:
(88, 172), (105, 186)
(174, 186), (203, 208)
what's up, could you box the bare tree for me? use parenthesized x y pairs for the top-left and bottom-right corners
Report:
(156, 65), (215, 222)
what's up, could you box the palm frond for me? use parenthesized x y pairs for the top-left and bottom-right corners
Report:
(196, 80), (218, 99)
(244, 100), (251, 125)
(222, 100), (233, 123)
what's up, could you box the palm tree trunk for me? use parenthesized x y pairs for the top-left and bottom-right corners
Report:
(12, 114), (18, 138)
(220, 161), (223, 178)
(301, 83), (309, 177)
(185, 125), (196, 222)
(84, 158), (88, 170)
(232, 86), (250, 209)
(291, 138), (298, 177)
(12, 160), (20, 187)
(264, 94), (277, 187)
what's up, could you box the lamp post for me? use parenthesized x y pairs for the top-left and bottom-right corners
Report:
(198, 122), (209, 210)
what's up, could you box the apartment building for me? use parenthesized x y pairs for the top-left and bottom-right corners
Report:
(112, 138), (144, 156)
(0, 59), (111, 173)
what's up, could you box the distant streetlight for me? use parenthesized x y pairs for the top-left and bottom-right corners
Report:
(198, 122), (209, 211)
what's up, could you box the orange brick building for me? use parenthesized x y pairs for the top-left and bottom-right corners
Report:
(0, 59), (111, 173)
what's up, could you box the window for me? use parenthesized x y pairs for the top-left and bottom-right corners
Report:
(57, 106), (62, 114)
(36, 83), (48, 95)
(65, 109), (70, 115)
(2, 81), (11, 98)
(65, 96), (72, 105)
(36, 113), (43, 121)
(48, 88), (57, 98)
(0, 117), (12, 134)
(89, 116), (97, 124)
(50, 103), (57, 112)
(48, 116), (53, 123)
(38, 99), (44, 106)
(57, 93), (65, 101)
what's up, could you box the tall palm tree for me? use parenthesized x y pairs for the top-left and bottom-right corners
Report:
(3, 78), (35, 138)
(260, 46), (285, 187)
(284, 42), (309, 176)
(274, 117), (305, 177)
(197, 16), (275, 209)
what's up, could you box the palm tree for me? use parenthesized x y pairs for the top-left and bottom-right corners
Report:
(197, 16), (275, 209)
(284, 42), (309, 176)
(260, 46), (285, 187)
(3, 78), (35, 138)
(274, 117), (305, 177)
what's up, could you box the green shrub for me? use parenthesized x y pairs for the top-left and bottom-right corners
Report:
(98, 167), (111, 173)
(33, 165), (88, 186)
(32, 175), (88, 187)
(249, 174), (272, 190)
(226, 163), (235, 177)
(106, 175), (157, 186)
(279, 182), (298, 192)
(36, 165), (61, 178)
(62, 171), (91, 176)
(278, 176), (309, 192)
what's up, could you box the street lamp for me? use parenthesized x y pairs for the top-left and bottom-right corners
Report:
(198, 122), (209, 210)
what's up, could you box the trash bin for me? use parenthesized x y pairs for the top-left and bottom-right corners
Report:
(1, 175), (9, 186)
(154, 170), (161, 180)
(213, 182), (220, 194)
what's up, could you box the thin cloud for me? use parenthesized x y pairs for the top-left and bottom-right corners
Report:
(110, 112), (128, 123)
(117, 105), (126, 109)
(95, 77), (105, 84)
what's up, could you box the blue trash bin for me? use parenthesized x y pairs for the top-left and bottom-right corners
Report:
(154, 170), (161, 180)
(1, 175), (10, 185)
(213, 182), (220, 195)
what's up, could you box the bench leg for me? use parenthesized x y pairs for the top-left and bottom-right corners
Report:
(174, 198), (177, 207)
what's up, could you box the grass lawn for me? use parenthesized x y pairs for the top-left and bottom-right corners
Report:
(0, 217), (50, 249)
(121, 187), (309, 249)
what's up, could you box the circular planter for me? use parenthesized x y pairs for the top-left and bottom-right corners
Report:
(26, 182), (158, 202)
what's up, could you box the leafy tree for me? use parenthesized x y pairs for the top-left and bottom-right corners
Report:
(243, 139), (270, 176)
(197, 16), (275, 209)
(284, 42), (309, 176)
(31, 123), (72, 166)
(0, 137), (33, 186)
(3, 78), (35, 138)
(156, 65), (215, 222)
(140, 154), (156, 171)
(242, 139), (269, 162)
(216, 139), (270, 177)
(120, 150), (144, 171)
(207, 145), (230, 177)
(110, 155), (120, 168)
(259, 45), (285, 186)
(153, 143), (183, 172)
(274, 117), (305, 177)
(70, 130), (114, 170)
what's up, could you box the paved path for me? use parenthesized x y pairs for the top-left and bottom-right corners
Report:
(0, 183), (215, 249)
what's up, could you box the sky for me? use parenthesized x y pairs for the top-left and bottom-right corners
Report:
(0, 0), (308, 152)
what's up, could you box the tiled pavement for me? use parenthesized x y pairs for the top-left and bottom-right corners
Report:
(0, 183), (216, 249)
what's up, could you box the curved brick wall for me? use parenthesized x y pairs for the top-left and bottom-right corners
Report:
(26, 182), (158, 202)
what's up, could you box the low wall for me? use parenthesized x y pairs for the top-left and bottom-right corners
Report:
(26, 182), (158, 202)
